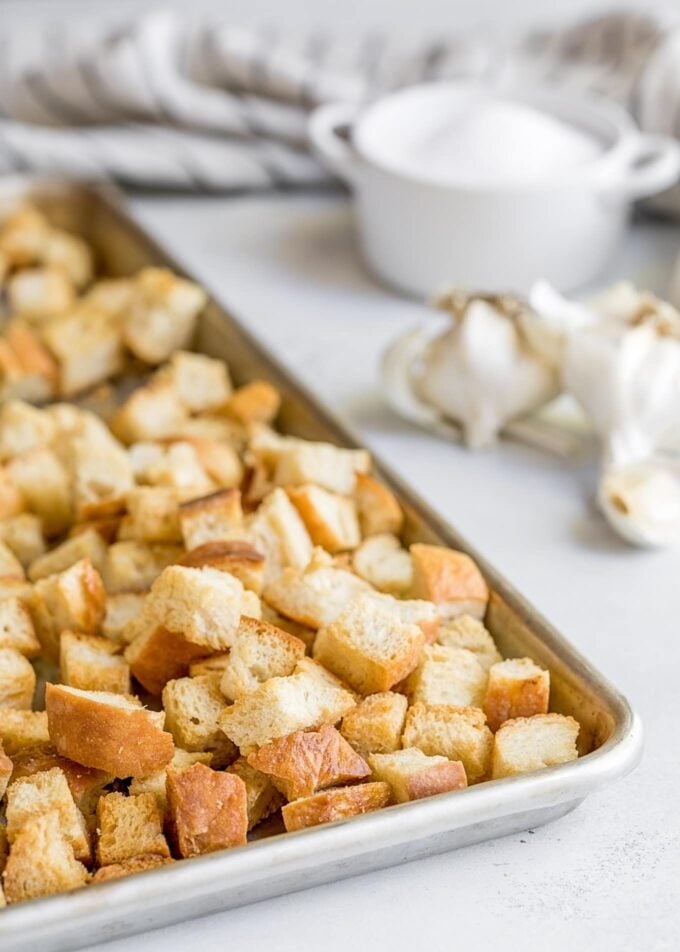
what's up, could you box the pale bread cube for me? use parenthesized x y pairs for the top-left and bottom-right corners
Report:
(402, 703), (493, 784)
(122, 487), (182, 543)
(41, 308), (123, 396)
(0, 399), (55, 461)
(95, 791), (170, 866)
(43, 228), (93, 288)
(0, 596), (40, 657)
(7, 266), (75, 322)
(352, 534), (413, 595)
(122, 268), (207, 364)
(28, 527), (108, 581)
(162, 675), (237, 767)
(102, 541), (182, 594)
(60, 630), (130, 694)
(111, 380), (188, 444)
(179, 488), (243, 550)
(6, 766), (91, 861)
(437, 615), (502, 671)
(3, 809), (89, 903)
(407, 645), (488, 708)
(0, 206), (50, 267)
(491, 714), (579, 779)
(0, 646), (35, 709)
(250, 427), (370, 495)
(129, 440), (213, 499)
(220, 615), (305, 701)
(0, 513), (46, 567)
(154, 350), (232, 412)
(368, 747), (467, 802)
(102, 592), (149, 645)
(180, 540), (265, 595)
(29, 558), (106, 661)
(0, 321), (58, 403)
(483, 657), (550, 732)
(0, 539), (24, 579)
(353, 473), (403, 537)
(6, 447), (72, 535)
(0, 710), (50, 755)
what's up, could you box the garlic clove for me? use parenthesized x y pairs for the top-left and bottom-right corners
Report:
(598, 463), (680, 548)
(525, 280), (596, 367)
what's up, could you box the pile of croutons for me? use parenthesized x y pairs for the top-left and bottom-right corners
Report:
(0, 205), (580, 908)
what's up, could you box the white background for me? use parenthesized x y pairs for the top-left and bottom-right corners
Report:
(5, 2), (680, 950)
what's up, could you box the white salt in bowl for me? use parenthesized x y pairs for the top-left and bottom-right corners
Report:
(308, 83), (680, 296)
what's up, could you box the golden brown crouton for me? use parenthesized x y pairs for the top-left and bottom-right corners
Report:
(154, 350), (232, 413)
(122, 268), (207, 365)
(184, 437), (243, 489)
(0, 399), (55, 461)
(0, 469), (24, 521)
(0, 647), (35, 709)
(402, 703), (493, 784)
(0, 710), (50, 755)
(353, 473), (404, 537)
(60, 630), (131, 695)
(287, 484), (361, 553)
(101, 592), (149, 645)
(406, 646), (488, 708)
(219, 615), (306, 701)
(127, 748), (213, 817)
(179, 488), (243, 550)
(43, 228), (93, 289)
(0, 321), (58, 403)
(8, 745), (113, 815)
(41, 308), (123, 396)
(409, 544), (489, 620)
(244, 487), (313, 583)
(0, 539), (24, 580)
(162, 675), (237, 768)
(122, 487), (182, 543)
(437, 615), (502, 671)
(223, 380), (280, 426)
(368, 748), (467, 802)
(483, 658), (550, 732)
(352, 533), (413, 595)
(248, 724), (370, 801)
(6, 766), (91, 861)
(96, 791), (170, 866)
(491, 714), (580, 779)
(6, 446), (72, 535)
(129, 440), (214, 500)
(281, 781), (392, 832)
(339, 691), (408, 759)
(0, 205), (50, 267)
(180, 540), (265, 595)
(226, 757), (283, 831)
(45, 683), (174, 778)
(0, 596), (40, 658)
(30, 558), (106, 661)
(92, 854), (174, 883)
(28, 526), (108, 581)
(0, 739), (12, 799)
(166, 763), (248, 857)
(111, 380), (188, 445)
(0, 513), (45, 567)
(3, 809), (89, 903)
(103, 541), (182, 594)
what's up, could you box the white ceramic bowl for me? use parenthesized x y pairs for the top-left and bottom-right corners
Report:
(308, 83), (680, 297)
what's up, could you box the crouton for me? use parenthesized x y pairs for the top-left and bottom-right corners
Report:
(402, 703), (493, 784)
(220, 616), (306, 701)
(0, 578), (31, 602)
(437, 615), (502, 671)
(0, 597), (41, 659)
(7, 265), (75, 322)
(162, 675), (237, 768)
(226, 757), (283, 830)
(3, 810), (89, 903)
(59, 418), (134, 520)
(111, 380), (188, 445)
(0, 540), (24, 580)
(246, 487), (313, 582)
(0, 513), (45, 567)
(102, 592), (149, 645)
(260, 602), (316, 653)
(60, 630), (131, 694)
(406, 646), (488, 708)
(92, 854), (174, 883)
(314, 594), (425, 695)
(0, 740), (12, 799)
(6, 766), (91, 860)
(264, 550), (371, 630)
(339, 691), (408, 759)
(0, 647), (35, 709)
(129, 440), (214, 500)
(352, 534), (412, 595)
(287, 484), (360, 553)
(166, 763), (248, 857)
(281, 781), (392, 832)
(0, 399), (55, 462)
(154, 350), (232, 412)
(6, 447), (72, 535)
(8, 745), (113, 815)
(219, 658), (356, 755)
(43, 228), (93, 289)
(122, 487), (182, 543)
(483, 658), (550, 733)
(128, 748), (213, 816)
(180, 540), (265, 595)
(122, 268), (206, 364)
(82, 277), (134, 316)
(45, 683), (174, 778)
(125, 626), (212, 697)
(28, 526), (108, 581)
(223, 380), (280, 426)
(30, 558), (106, 661)
(188, 653), (231, 682)
(491, 714), (580, 780)
(251, 429), (371, 495)
(0, 710), (50, 755)
(103, 541), (182, 594)
(95, 791), (170, 866)
(0, 321), (58, 403)
(179, 488), (243, 550)
(409, 544), (489, 620)
(0, 205), (50, 267)
(0, 469), (24, 521)
(41, 308), (123, 396)
(248, 724), (370, 801)
(184, 437), (243, 489)
(353, 473), (403, 537)
(368, 748), (467, 802)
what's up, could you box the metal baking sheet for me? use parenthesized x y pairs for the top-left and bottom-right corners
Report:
(0, 178), (643, 952)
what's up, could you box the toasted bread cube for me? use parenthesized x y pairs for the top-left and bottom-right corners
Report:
(101, 592), (149, 645)
(166, 763), (247, 857)
(103, 541), (182, 594)
(96, 791), (170, 866)
(352, 534), (412, 595)
(3, 809), (89, 903)
(339, 691), (408, 759)
(0, 205), (50, 267)
(112, 380), (188, 445)
(180, 540), (265, 595)
(0, 399), (55, 462)
(189, 653), (231, 681)
(368, 748), (467, 802)
(6, 767), (90, 860)
(28, 527), (108, 582)
(219, 658), (356, 755)
(82, 277), (134, 316)
(186, 437), (243, 489)
(155, 351), (232, 412)
(125, 625), (212, 696)
(43, 228), (93, 288)
(437, 615), (502, 671)
(41, 308), (123, 396)
(123, 487), (182, 542)
(92, 854), (174, 883)
(0, 596), (40, 658)
(269, 438), (370, 495)
(281, 781), (392, 832)
(7, 266), (75, 322)
(8, 745), (113, 815)
(402, 703), (493, 784)
(0, 468), (24, 521)
(60, 418), (134, 520)
(226, 757), (283, 830)
(407, 646), (488, 708)
(219, 616), (306, 701)
(483, 658), (550, 732)
(0, 647), (35, 709)
(0, 710), (49, 755)
(162, 675), (237, 767)
(122, 268), (206, 364)
(128, 748), (213, 816)
(314, 594), (425, 695)
(491, 714), (580, 780)
(60, 631), (130, 694)
(6, 447), (72, 535)
(0, 321), (58, 403)
(353, 473), (403, 537)
(0, 540), (24, 580)
(248, 724), (370, 801)
(0, 513), (45, 567)
(260, 602), (316, 653)
(287, 484), (360, 553)
(0, 740), (12, 799)
(179, 488), (243, 550)
(246, 487), (313, 582)
(409, 545), (489, 620)
(130, 440), (214, 500)
(45, 683), (174, 778)
(224, 380), (280, 425)
(30, 558), (106, 661)
(264, 549), (371, 630)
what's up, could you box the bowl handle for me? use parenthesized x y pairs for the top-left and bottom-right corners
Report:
(308, 102), (361, 185)
(605, 133), (680, 200)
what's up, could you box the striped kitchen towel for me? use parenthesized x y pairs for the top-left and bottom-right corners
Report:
(0, 7), (679, 206)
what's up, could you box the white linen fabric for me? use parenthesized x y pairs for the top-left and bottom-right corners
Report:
(0, 8), (678, 204)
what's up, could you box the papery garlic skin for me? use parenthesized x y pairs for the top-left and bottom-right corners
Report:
(598, 463), (680, 548)
(525, 280), (595, 367)
(415, 298), (559, 449)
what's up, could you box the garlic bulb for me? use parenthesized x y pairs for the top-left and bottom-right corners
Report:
(598, 463), (680, 548)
